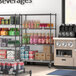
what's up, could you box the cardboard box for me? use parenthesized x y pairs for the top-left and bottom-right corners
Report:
(45, 53), (54, 61)
(0, 55), (6, 59)
(35, 53), (40, 60)
(43, 46), (51, 53)
(40, 53), (45, 60)
(7, 51), (15, 56)
(0, 50), (7, 55)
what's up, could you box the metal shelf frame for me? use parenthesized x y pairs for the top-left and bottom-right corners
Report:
(0, 14), (32, 76)
(20, 13), (57, 68)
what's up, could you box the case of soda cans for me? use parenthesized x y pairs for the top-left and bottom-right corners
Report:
(0, 61), (25, 74)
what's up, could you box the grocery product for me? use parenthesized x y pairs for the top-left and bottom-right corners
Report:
(27, 33), (30, 44)
(33, 33), (38, 44)
(38, 33), (42, 44)
(22, 33), (27, 44)
(42, 33), (45, 44)
(10, 16), (15, 24)
(0, 17), (4, 24)
(30, 33), (34, 44)
(43, 45), (51, 53)
(1, 28), (9, 36)
(31, 21), (34, 29)
(7, 51), (15, 60)
(45, 53), (53, 61)
(24, 51), (29, 54)
(46, 33), (50, 44)
(40, 53), (46, 60)
(9, 28), (15, 36)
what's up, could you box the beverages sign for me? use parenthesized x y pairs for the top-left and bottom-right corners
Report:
(0, 0), (32, 5)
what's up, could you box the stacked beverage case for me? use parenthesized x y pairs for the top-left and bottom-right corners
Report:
(20, 46), (54, 61)
(0, 50), (15, 60)
(0, 61), (24, 74)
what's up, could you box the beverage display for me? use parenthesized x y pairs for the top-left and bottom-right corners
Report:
(22, 33), (54, 44)
(23, 20), (54, 29)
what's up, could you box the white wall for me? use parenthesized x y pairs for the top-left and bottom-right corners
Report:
(0, 0), (62, 34)
(0, 0), (62, 51)
(66, 0), (76, 24)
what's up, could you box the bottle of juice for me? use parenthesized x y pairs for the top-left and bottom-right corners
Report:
(33, 33), (38, 44)
(25, 21), (28, 28)
(46, 33), (50, 44)
(30, 33), (34, 44)
(42, 33), (45, 44)
(38, 33), (42, 44)
(28, 21), (31, 29)
(37, 21), (40, 28)
(27, 33), (30, 44)
(31, 21), (34, 29)
(22, 33), (27, 44)
(34, 21), (37, 29)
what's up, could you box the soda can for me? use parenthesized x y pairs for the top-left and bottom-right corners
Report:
(18, 62), (24, 70)
(1, 62), (5, 70)
(7, 62), (11, 70)
(11, 62), (17, 71)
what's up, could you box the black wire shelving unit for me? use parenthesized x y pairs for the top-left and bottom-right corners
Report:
(0, 14), (32, 76)
(20, 13), (57, 68)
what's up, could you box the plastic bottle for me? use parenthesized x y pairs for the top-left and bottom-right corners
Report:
(27, 33), (30, 44)
(28, 21), (31, 29)
(33, 33), (38, 44)
(30, 33), (34, 44)
(37, 21), (40, 28)
(42, 33), (45, 44)
(31, 21), (34, 29)
(22, 33), (27, 44)
(34, 21), (37, 29)
(25, 21), (28, 28)
(38, 33), (42, 44)
(46, 33), (50, 44)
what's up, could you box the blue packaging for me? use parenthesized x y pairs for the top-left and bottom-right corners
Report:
(24, 51), (29, 54)
(24, 57), (29, 60)
(20, 51), (24, 54)
(21, 46), (25, 51)
(20, 54), (24, 59)
(25, 46), (30, 51)
(24, 54), (29, 58)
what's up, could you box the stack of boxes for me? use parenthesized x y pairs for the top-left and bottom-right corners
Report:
(29, 51), (38, 60)
(20, 46), (30, 60)
(35, 46), (54, 61)
(20, 46), (38, 60)
(0, 50), (15, 60)
(25, 46), (30, 60)
(21, 46), (54, 61)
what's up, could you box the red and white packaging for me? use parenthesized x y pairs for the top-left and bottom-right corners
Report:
(11, 62), (17, 70)
(29, 51), (34, 54)
(0, 50), (7, 55)
(18, 62), (24, 70)
(29, 54), (34, 60)
(0, 55), (6, 59)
